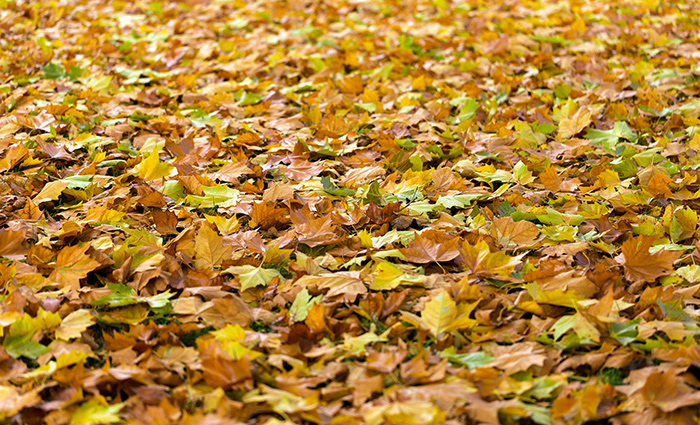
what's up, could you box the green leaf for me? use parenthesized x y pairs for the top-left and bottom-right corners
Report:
(91, 283), (173, 309)
(70, 400), (123, 425)
(3, 333), (50, 360)
(554, 83), (572, 99)
(513, 161), (535, 185)
(440, 346), (494, 369)
(185, 185), (240, 209)
(149, 1), (163, 15)
(42, 62), (65, 80)
(585, 121), (637, 154)
(321, 176), (355, 197)
(610, 320), (640, 345)
(289, 288), (321, 321)
(362, 180), (384, 205)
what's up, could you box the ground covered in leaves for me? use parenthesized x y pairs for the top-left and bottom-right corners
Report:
(3, 0), (700, 424)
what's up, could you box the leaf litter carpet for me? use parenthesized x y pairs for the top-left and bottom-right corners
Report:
(2, 0), (700, 424)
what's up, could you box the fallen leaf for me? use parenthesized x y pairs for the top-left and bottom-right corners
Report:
(619, 236), (680, 283)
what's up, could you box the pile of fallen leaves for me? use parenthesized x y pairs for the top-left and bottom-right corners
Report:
(2, 0), (700, 423)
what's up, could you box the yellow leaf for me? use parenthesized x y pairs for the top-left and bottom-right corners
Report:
(56, 310), (95, 341)
(460, 240), (524, 280)
(33, 180), (70, 205)
(193, 223), (230, 270)
(136, 148), (173, 181)
(364, 402), (446, 425)
(421, 290), (457, 340)
(371, 262), (423, 291)
(558, 106), (592, 139)
(225, 265), (282, 292)
(70, 399), (123, 425)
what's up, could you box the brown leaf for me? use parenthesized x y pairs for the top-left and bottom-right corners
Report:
(490, 216), (540, 249)
(641, 369), (700, 412)
(200, 341), (252, 390)
(619, 235), (680, 283)
(400, 229), (460, 264)
(295, 216), (343, 247)
(0, 228), (28, 258)
(152, 210), (178, 235)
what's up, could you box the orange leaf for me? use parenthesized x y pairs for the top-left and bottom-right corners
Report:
(459, 240), (524, 280)
(619, 236), (680, 283)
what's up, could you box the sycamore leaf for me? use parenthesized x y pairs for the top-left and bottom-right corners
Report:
(56, 309), (95, 340)
(363, 402), (446, 425)
(619, 235), (680, 283)
(33, 180), (70, 205)
(185, 185), (240, 208)
(70, 400), (124, 425)
(0, 228), (28, 258)
(610, 320), (640, 345)
(193, 223), (230, 269)
(294, 271), (367, 298)
(421, 290), (457, 340)
(136, 148), (173, 181)
(370, 261), (424, 290)
(641, 370), (700, 413)
(440, 347), (494, 369)
(49, 245), (101, 291)
(512, 161), (535, 185)
(490, 216), (540, 249)
(400, 229), (460, 264)
(226, 265), (283, 292)
(459, 240), (524, 280)
(558, 106), (592, 139)
(242, 384), (319, 415)
(295, 216), (343, 247)
(289, 288), (322, 321)
(3, 333), (50, 360)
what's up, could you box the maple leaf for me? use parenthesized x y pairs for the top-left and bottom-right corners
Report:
(490, 216), (540, 249)
(400, 229), (460, 264)
(193, 223), (230, 269)
(136, 148), (173, 181)
(294, 216), (343, 247)
(48, 245), (101, 291)
(459, 240), (524, 280)
(618, 235), (680, 283)
(420, 290), (457, 340)
(225, 265), (283, 292)
(558, 106), (592, 139)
